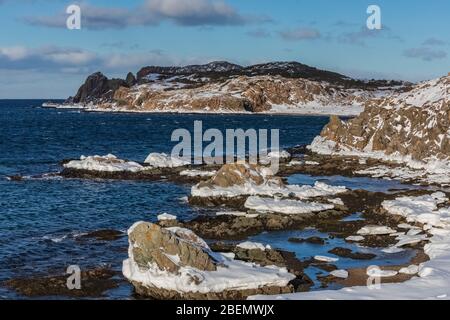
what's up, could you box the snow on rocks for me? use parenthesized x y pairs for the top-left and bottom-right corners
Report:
(287, 160), (304, 167)
(179, 169), (217, 177)
(157, 213), (177, 221)
(357, 225), (397, 236)
(314, 255), (339, 263)
(328, 198), (344, 206)
(382, 192), (448, 227)
(237, 242), (271, 251)
(64, 154), (144, 172)
(307, 74), (450, 186)
(366, 268), (398, 278)
(345, 235), (365, 242)
(250, 192), (450, 300)
(191, 163), (347, 199)
(381, 247), (405, 254)
(144, 153), (190, 168)
(330, 270), (349, 279)
(399, 265), (419, 275)
(244, 196), (334, 215)
(259, 150), (291, 165)
(122, 222), (295, 299)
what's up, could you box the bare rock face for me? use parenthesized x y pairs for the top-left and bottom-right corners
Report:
(316, 74), (450, 162)
(129, 222), (217, 273)
(71, 72), (129, 104)
(126, 72), (137, 87)
(196, 163), (283, 189)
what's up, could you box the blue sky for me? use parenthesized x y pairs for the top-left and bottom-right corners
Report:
(0, 0), (449, 98)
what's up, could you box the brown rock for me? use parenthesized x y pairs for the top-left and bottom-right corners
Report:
(129, 222), (217, 273)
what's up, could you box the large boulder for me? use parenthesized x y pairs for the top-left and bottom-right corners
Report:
(128, 222), (217, 273)
(122, 222), (295, 300)
(196, 163), (283, 189)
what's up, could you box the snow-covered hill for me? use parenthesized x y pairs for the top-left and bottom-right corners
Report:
(309, 73), (450, 184)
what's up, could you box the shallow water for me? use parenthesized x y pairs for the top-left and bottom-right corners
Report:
(248, 229), (417, 289)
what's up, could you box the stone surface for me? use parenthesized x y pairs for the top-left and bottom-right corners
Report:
(129, 222), (217, 273)
(316, 75), (450, 162)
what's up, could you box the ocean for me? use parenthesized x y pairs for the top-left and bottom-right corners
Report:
(0, 100), (332, 299)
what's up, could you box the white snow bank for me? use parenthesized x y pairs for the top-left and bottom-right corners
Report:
(192, 179), (347, 199)
(314, 255), (339, 263)
(244, 196), (334, 215)
(330, 270), (349, 279)
(250, 192), (450, 300)
(382, 192), (448, 228)
(357, 225), (397, 236)
(345, 235), (364, 242)
(237, 242), (271, 251)
(122, 225), (295, 294)
(64, 154), (144, 172)
(367, 268), (398, 278)
(399, 265), (419, 275)
(328, 198), (344, 206)
(179, 169), (217, 177)
(309, 136), (450, 186)
(144, 153), (190, 168)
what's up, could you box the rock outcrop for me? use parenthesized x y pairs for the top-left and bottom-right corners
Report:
(196, 162), (282, 190)
(310, 74), (450, 163)
(70, 72), (129, 104)
(128, 222), (217, 273)
(122, 222), (295, 299)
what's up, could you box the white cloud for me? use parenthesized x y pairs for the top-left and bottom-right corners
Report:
(0, 46), (29, 60)
(23, 0), (268, 29)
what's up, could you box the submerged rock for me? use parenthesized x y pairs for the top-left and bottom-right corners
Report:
(78, 229), (125, 242)
(328, 247), (376, 260)
(5, 267), (120, 298)
(288, 236), (326, 245)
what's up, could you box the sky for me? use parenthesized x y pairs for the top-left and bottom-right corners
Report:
(0, 0), (449, 99)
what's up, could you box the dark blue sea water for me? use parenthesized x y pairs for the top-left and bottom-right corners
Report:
(0, 100), (332, 299)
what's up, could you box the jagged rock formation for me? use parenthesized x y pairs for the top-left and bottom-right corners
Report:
(125, 72), (137, 87)
(311, 74), (450, 163)
(62, 61), (408, 114)
(69, 72), (129, 104)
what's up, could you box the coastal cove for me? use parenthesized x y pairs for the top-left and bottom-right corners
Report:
(1, 99), (447, 300)
(0, 100), (329, 299)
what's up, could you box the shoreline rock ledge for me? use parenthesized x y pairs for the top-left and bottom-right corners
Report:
(122, 222), (295, 300)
